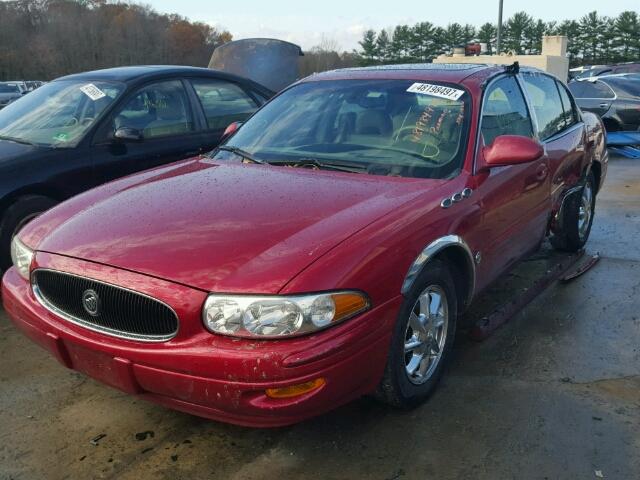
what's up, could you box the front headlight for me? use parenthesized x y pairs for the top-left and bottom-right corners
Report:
(10, 236), (34, 280)
(203, 291), (370, 338)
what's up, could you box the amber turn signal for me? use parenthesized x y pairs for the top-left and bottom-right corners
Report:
(331, 292), (369, 323)
(265, 378), (326, 399)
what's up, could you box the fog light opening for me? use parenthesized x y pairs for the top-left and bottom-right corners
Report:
(265, 378), (326, 399)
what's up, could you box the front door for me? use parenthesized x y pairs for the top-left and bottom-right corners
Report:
(469, 75), (550, 291)
(91, 79), (205, 185)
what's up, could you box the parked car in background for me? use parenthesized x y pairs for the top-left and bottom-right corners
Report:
(5, 81), (28, 95)
(0, 83), (22, 109)
(569, 75), (640, 131)
(3, 64), (607, 426)
(0, 65), (273, 269)
(573, 63), (640, 80)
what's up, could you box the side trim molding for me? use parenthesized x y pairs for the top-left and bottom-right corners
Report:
(401, 235), (476, 305)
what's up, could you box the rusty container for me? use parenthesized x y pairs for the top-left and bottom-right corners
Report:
(209, 38), (303, 92)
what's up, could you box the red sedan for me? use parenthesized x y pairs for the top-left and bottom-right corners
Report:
(2, 63), (607, 427)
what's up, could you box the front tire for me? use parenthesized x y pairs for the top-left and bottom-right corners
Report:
(551, 172), (596, 252)
(376, 259), (458, 408)
(0, 195), (56, 270)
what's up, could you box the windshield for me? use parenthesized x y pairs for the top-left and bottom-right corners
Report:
(0, 80), (124, 148)
(215, 79), (470, 179)
(0, 84), (19, 94)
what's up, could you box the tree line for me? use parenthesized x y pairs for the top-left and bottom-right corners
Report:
(0, 0), (232, 80)
(357, 11), (640, 66)
(1, 2), (638, 82)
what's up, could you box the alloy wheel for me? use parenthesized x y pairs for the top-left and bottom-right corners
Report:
(578, 182), (593, 240)
(403, 285), (449, 385)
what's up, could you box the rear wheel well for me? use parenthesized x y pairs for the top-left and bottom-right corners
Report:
(601, 118), (621, 132)
(431, 246), (474, 312)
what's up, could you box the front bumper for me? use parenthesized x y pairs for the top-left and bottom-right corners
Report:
(1, 253), (400, 427)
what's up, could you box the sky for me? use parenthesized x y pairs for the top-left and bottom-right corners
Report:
(148, 0), (640, 51)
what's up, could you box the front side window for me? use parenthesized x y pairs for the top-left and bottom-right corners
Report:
(112, 80), (193, 139)
(481, 76), (534, 146)
(190, 79), (258, 130)
(522, 73), (566, 140)
(0, 80), (124, 148)
(213, 79), (471, 179)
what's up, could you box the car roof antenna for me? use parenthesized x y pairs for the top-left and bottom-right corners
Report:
(504, 61), (520, 75)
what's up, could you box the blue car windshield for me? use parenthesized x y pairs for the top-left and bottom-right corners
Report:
(0, 80), (124, 148)
(215, 79), (471, 179)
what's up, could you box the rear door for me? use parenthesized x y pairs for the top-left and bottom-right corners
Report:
(567, 80), (614, 117)
(91, 79), (203, 185)
(187, 77), (261, 152)
(521, 72), (586, 211)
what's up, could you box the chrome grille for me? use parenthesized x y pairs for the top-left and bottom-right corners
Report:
(32, 269), (178, 342)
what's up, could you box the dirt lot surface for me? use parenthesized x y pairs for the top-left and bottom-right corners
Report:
(1, 155), (638, 480)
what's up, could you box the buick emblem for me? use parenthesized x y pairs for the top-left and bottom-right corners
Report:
(82, 289), (100, 317)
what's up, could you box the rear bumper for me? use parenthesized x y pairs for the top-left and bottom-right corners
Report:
(2, 259), (399, 427)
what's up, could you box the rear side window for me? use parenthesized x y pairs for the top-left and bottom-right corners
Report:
(556, 81), (579, 128)
(190, 79), (258, 130)
(606, 79), (640, 97)
(521, 73), (565, 140)
(570, 81), (615, 99)
(481, 76), (534, 146)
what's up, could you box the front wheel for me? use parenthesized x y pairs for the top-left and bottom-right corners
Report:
(376, 259), (458, 408)
(551, 172), (596, 252)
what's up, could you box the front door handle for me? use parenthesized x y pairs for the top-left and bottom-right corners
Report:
(599, 103), (609, 108)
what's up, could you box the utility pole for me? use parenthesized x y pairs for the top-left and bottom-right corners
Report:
(496, 0), (504, 55)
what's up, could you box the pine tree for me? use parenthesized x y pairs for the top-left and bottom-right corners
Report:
(579, 11), (605, 62)
(503, 12), (534, 54)
(376, 29), (391, 63)
(614, 11), (640, 59)
(477, 23), (496, 54)
(358, 29), (378, 65)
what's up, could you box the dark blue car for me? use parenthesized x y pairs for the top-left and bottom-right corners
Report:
(0, 66), (273, 268)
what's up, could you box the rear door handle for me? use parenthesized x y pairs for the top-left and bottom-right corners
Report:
(599, 103), (609, 108)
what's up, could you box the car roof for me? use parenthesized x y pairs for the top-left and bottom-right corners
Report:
(54, 65), (273, 93)
(304, 63), (496, 84)
(301, 63), (548, 87)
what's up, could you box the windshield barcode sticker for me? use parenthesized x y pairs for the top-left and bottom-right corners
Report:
(80, 83), (106, 101)
(407, 83), (465, 101)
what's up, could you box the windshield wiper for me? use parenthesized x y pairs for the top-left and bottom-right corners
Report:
(268, 158), (366, 174)
(0, 135), (37, 147)
(216, 145), (265, 164)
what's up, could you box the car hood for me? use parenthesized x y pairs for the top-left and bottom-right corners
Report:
(32, 159), (439, 293)
(0, 138), (41, 164)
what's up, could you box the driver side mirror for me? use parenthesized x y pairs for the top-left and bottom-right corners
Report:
(482, 135), (543, 168)
(113, 127), (143, 143)
(221, 121), (243, 142)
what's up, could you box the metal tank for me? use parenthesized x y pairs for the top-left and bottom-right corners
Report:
(208, 38), (303, 92)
